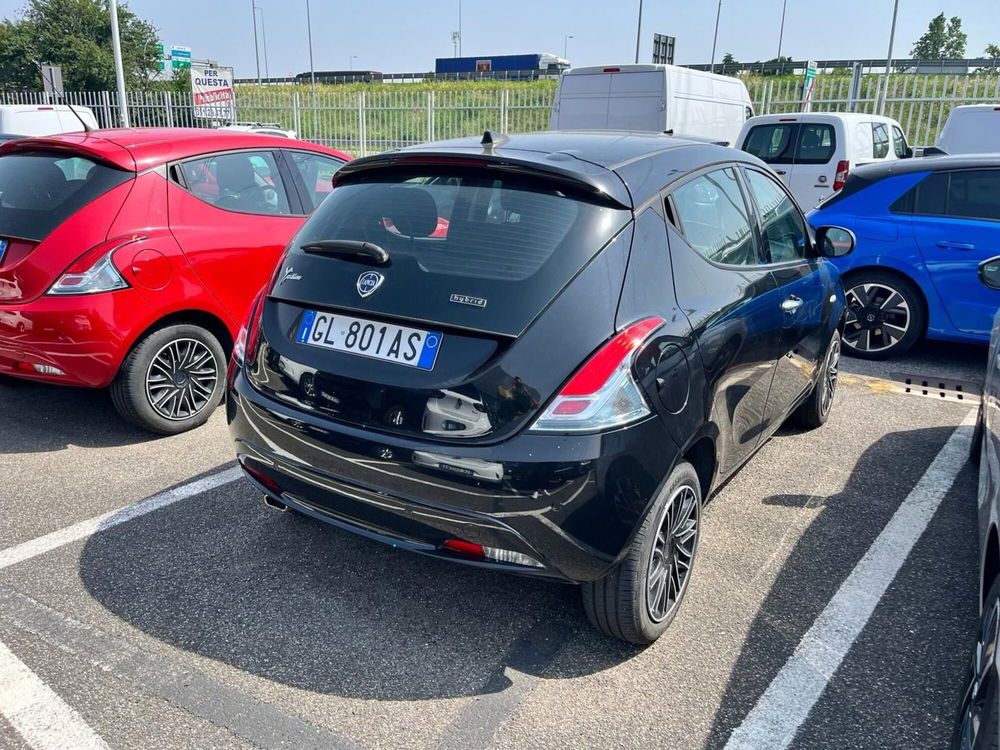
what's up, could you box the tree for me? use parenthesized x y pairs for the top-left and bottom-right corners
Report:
(722, 52), (736, 65)
(986, 43), (1000, 60)
(0, 0), (159, 92)
(911, 13), (967, 59)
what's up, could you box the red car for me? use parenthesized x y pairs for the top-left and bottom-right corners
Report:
(0, 128), (349, 433)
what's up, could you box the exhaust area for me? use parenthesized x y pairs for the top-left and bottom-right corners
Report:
(263, 495), (288, 512)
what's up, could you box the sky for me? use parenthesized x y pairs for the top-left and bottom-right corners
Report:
(0, 0), (996, 78)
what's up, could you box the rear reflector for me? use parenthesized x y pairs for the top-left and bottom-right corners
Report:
(240, 462), (283, 497)
(442, 539), (543, 568)
(14, 361), (64, 376)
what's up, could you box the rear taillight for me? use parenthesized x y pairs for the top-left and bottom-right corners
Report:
(46, 235), (143, 296)
(233, 289), (266, 366)
(529, 317), (664, 433)
(833, 160), (850, 192)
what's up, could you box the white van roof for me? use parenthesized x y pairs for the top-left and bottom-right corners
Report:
(563, 63), (741, 85)
(744, 112), (901, 125)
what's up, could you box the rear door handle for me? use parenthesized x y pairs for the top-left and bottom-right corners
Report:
(774, 169), (787, 175)
(781, 295), (803, 313)
(937, 240), (976, 250)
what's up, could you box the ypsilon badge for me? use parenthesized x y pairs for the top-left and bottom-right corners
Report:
(357, 271), (384, 298)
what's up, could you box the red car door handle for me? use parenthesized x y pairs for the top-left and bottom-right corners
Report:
(937, 240), (976, 250)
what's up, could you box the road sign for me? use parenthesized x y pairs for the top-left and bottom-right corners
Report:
(801, 60), (818, 112)
(171, 46), (192, 70)
(39, 64), (63, 95)
(191, 63), (235, 121)
(652, 33), (675, 65)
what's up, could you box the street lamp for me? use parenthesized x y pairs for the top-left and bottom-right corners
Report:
(563, 34), (574, 60)
(254, 5), (270, 81)
(776, 0), (788, 60)
(250, 0), (261, 84)
(710, 0), (723, 73)
(634, 0), (643, 64)
(879, 0), (900, 115)
(349, 55), (358, 71)
(109, 0), (129, 126)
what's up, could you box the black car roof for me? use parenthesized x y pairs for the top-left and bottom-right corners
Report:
(338, 130), (768, 209)
(854, 153), (1000, 182)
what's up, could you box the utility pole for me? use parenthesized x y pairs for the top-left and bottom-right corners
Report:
(634, 0), (643, 64)
(710, 0), (723, 73)
(251, 0), (261, 84)
(305, 0), (316, 94)
(108, 0), (129, 126)
(458, 0), (462, 57)
(879, 0), (900, 115)
(564, 35), (573, 60)
(254, 6), (270, 80)
(776, 0), (788, 60)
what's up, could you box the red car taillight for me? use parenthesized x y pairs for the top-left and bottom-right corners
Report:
(46, 235), (144, 296)
(833, 160), (850, 192)
(233, 289), (266, 366)
(528, 317), (664, 433)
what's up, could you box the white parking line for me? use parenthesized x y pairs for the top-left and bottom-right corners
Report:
(0, 467), (242, 571)
(725, 409), (977, 749)
(0, 638), (109, 750)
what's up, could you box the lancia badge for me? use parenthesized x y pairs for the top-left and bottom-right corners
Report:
(357, 271), (384, 298)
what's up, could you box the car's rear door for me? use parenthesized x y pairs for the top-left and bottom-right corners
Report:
(167, 148), (306, 325)
(741, 120), (797, 189)
(908, 168), (1000, 334)
(787, 120), (838, 210)
(742, 166), (830, 431)
(666, 165), (782, 474)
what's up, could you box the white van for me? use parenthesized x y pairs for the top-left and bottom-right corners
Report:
(736, 112), (911, 209)
(0, 104), (98, 137)
(932, 105), (1000, 155)
(548, 64), (754, 146)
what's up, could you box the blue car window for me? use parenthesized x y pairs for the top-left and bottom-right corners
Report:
(946, 171), (1000, 222)
(891, 171), (948, 216)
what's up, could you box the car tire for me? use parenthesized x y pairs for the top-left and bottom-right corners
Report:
(793, 331), (841, 429)
(841, 271), (925, 360)
(110, 324), (226, 435)
(953, 575), (1000, 750)
(581, 461), (701, 645)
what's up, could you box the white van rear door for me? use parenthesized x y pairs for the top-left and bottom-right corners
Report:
(551, 73), (613, 129)
(787, 121), (839, 210)
(605, 71), (665, 131)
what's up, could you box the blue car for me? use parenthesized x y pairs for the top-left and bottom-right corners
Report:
(809, 155), (1000, 359)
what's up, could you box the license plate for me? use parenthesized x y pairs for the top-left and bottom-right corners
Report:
(294, 310), (443, 370)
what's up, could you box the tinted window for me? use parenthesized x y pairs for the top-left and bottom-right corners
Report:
(179, 150), (291, 216)
(796, 123), (836, 165)
(296, 168), (628, 282)
(873, 123), (890, 159)
(287, 151), (344, 212)
(892, 125), (908, 158)
(672, 167), (758, 266)
(745, 170), (810, 263)
(743, 124), (796, 165)
(946, 170), (1000, 221)
(0, 152), (131, 242)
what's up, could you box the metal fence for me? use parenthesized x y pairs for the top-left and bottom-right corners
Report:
(3, 74), (999, 154)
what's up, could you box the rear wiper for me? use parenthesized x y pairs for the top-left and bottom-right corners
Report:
(300, 240), (389, 265)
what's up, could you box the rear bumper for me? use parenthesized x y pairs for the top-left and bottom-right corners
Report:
(0, 290), (150, 387)
(227, 368), (678, 582)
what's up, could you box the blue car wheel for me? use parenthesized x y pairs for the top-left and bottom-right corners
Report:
(842, 270), (925, 360)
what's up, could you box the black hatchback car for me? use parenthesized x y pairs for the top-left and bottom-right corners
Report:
(227, 131), (855, 644)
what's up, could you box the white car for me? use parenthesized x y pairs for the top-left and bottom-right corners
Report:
(931, 105), (1000, 155)
(218, 123), (297, 139)
(736, 112), (911, 210)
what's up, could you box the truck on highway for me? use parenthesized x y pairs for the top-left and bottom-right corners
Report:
(435, 53), (569, 78)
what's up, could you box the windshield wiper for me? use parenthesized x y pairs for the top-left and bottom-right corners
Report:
(300, 240), (389, 265)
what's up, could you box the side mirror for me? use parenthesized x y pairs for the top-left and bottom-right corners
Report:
(815, 226), (856, 258)
(979, 257), (1000, 290)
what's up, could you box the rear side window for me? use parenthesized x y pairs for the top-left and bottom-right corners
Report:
(671, 167), (758, 266)
(0, 152), (131, 242)
(286, 151), (345, 212)
(892, 125), (908, 158)
(179, 150), (291, 216)
(873, 124), (890, 159)
(795, 124), (836, 164)
(743, 124), (796, 164)
(295, 168), (629, 282)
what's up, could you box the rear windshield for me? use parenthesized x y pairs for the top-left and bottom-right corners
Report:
(742, 123), (836, 165)
(295, 167), (629, 283)
(0, 152), (132, 241)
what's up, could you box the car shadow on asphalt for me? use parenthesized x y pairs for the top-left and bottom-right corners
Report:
(77, 481), (638, 700)
(704, 425), (979, 749)
(0, 379), (170, 452)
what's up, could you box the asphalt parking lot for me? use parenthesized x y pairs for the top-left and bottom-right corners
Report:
(0, 339), (987, 750)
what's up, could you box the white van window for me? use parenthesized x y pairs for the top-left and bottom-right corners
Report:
(892, 125), (908, 158)
(795, 124), (836, 165)
(743, 124), (796, 165)
(873, 124), (890, 159)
